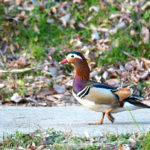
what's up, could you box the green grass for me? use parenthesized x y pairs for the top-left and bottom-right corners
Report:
(143, 9), (150, 21)
(30, 44), (46, 61)
(1, 129), (149, 150)
(128, 110), (143, 132)
(0, 3), (74, 60)
(143, 132), (150, 150)
(1, 131), (43, 149)
(99, 27), (150, 65)
(1, 0), (150, 65)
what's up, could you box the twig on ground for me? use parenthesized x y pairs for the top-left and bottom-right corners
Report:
(123, 51), (136, 59)
(0, 68), (34, 73)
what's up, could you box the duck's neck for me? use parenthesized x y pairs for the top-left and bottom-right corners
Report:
(73, 75), (86, 93)
(73, 61), (90, 93)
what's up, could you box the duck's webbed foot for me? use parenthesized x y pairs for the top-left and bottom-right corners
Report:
(88, 112), (105, 125)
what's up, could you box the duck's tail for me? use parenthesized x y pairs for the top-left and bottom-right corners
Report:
(125, 95), (150, 108)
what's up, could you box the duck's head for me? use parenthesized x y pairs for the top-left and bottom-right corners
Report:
(59, 52), (86, 65)
(59, 51), (90, 81)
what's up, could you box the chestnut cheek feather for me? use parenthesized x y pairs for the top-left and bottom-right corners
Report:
(68, 57), (75, 63)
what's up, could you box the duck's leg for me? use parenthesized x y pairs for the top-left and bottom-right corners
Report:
(106, 108), (115, 123)
(88, 112), (105, 125)
(99, 112), (105, 124)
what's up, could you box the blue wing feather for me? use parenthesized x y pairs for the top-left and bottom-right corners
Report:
(93, 84), (114, 90)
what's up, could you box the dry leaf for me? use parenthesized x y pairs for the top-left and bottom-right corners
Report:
(141, 26), (149, 43)
(34, 24), (40, 34)
(141, 58), (150, 70)
(51, 6), (57, 14)
(136, 71), (149, 81)
(39, 88), (56, 97)
(0, 40), (8, 54)
(11, 93), (22, 103)
(78, 22), (86, 28)
(129, 138), (136, 148)
(10, 44), (15, 52)
(73, 0), (82, 4)
(142, 2), (150, 10)
(110, 14), (122, 19)
(90, 71), (97, 78)
(36, 145), (45, 150)
(0, 84), (5, 89)
(46, 95), (57, 102)
(131, 73), (138, 82)
(91, 31), (100, 40)
(8, 57), (30, 68)
(89, 6), (100, 12)
(15, 0), (22, 5)
(53, 94), (63, 99)
(60, 13), (70, 27)
(102, 71), (108, 80)
(130, 30), (135, 36)
(47, 18), (54, 23)
(49, 67), (58, 77)
(105, 79), (120, 87)
(53, 84), (66, 94)
(119, 144), (130, 150)
(97, 27), (109, 33)
(66, 80), (73, 87)
(110, 22), (126, 33)
(70, 38), (82, 47)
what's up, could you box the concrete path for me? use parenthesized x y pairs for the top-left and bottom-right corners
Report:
(0, 106), (150, 140)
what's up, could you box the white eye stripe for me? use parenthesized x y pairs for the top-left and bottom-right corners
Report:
(66, 54), (82, 60)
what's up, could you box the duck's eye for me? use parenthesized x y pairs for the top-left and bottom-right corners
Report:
(71, 55), (74, 58)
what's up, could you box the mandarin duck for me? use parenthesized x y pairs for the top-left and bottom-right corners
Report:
(59, 52), (150, 125)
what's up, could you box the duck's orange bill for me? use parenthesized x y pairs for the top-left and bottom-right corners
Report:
(59, 58), (68, 64)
